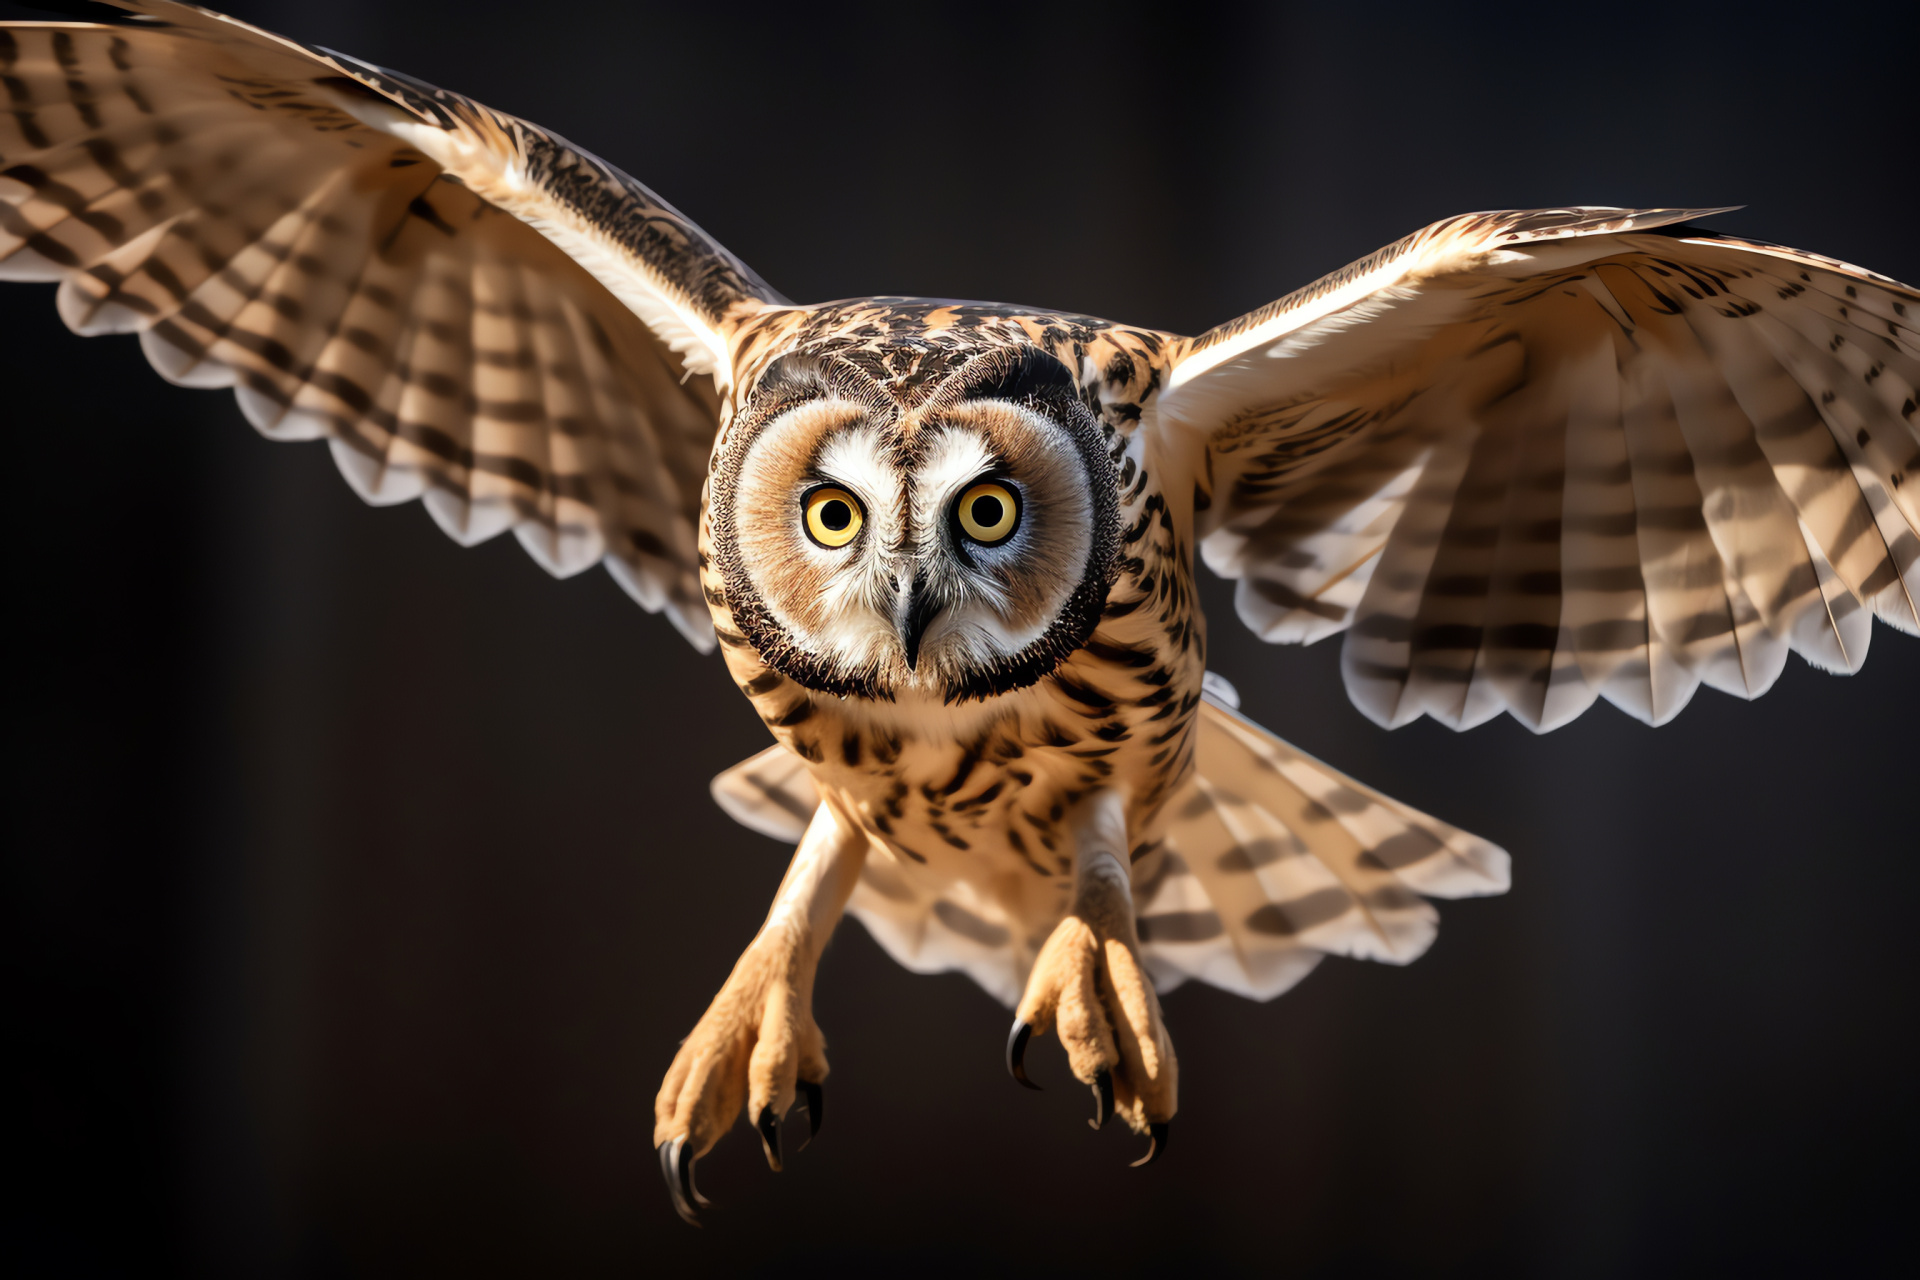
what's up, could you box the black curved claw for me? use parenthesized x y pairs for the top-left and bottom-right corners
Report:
(1130, 1120), (1170, 1168)
(1006, 1020), (1042, 1090)
(756, 1105), (783, 1172)
(657, 1136), (709, 1226)
(797, 1079), (823, 1149)
(1088, 1067), (1114, 1130)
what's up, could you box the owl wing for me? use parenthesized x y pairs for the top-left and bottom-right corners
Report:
(0, 2), (783, 647)
(1154, 206), (1919, 730)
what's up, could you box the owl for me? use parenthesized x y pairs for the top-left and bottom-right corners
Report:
(5, 2), (1916, 1226)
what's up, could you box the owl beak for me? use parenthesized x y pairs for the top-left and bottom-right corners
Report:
(899, 576), (941, 671)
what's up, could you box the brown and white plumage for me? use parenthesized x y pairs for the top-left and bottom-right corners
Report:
(716, 677), (1508, 1005)
(1161, 207), (1919, 730)
(6, 0), (1915, 1219)
(0, 2), (776, 643)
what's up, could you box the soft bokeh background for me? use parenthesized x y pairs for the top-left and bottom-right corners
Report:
(6, 1), (1916, 1275)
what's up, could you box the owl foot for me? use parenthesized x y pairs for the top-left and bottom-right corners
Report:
(652, 920), (828, 1225)
(650, 802), (866, 1225)
(1006, 798), (1177, 1164)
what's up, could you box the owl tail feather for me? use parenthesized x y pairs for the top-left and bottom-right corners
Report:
(709, 744), (820, 845)
(1133, 685), (1509, 1002)
(709, 683), (1509, 1007)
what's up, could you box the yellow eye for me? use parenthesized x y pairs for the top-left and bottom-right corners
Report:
(803, 486), (864, 548)
(956, 481), (1020, 545)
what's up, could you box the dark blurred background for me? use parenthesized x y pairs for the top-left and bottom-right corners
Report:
(6, 1), (1917, 1275)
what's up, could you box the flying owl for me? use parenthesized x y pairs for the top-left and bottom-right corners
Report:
(5, 2), (1916, 1225)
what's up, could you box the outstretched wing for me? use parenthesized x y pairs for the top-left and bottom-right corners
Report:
(1157, 206), (1919, 730)
(0, 2), (785, 646)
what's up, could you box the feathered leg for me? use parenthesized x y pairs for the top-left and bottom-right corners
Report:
(653, 798), (868, 1224)
(1009, 789), (1177, 1165)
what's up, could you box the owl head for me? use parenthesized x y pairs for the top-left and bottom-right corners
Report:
(709, 345), (1121, 703)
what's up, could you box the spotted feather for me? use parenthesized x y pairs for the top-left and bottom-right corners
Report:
(712, 682), (1508, 1005)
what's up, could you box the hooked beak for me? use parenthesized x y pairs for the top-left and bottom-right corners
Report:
(899, 576), (941, 671)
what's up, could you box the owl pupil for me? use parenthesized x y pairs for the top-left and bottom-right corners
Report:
(819, 499), (852, 531)
(971, 495), (1003, 527)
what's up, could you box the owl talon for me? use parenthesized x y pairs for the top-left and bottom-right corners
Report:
(654, 810), (855, 1207)
(1089, 1067), (1114, 1129)
(798, 1079), (823, 1147)
(1130, 1121), (1170, 1167)
(658, 1136), (708, 1226)
(756, 1106), (783, 1171)
(1013, 804), (1179, 1147)
(1006, 1020), (1042, 1090)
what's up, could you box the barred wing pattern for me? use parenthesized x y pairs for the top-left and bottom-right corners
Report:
(1160, 207), (1920, 731)
(1133, 691), (1507, 1000)
(0, 3), (781, 647)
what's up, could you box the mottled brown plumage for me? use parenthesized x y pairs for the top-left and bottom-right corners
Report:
(5, 1), (1915, 1225)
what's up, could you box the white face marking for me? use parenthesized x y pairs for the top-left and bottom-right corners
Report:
(732, 396), (1099, 695)
(736, 401), (899, 675)
(908, 417), (1090, 672)
(805, 424), (905, 670)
